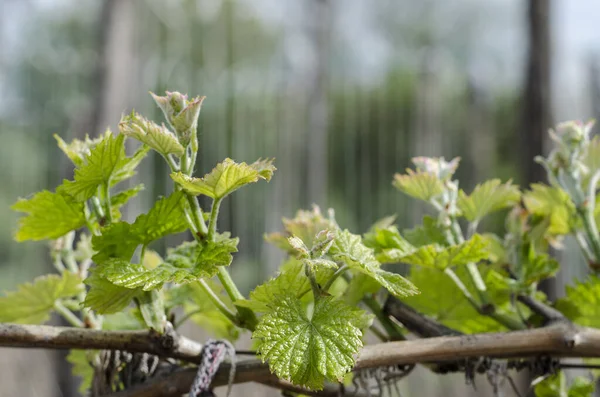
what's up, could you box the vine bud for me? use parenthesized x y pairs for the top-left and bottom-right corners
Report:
(412, 156), (460, 181)
(150, 91), (205, 146)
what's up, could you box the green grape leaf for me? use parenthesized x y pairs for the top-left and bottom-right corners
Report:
(238, 259), (334, 313)
(363, 226), (415, 264)
(91, 222), (140, 263)
(130, 191), (188, 243)
(59, 133), (126, 201)
(403, 266), (506, 333)
(97, 237), (238, 290)
(402, 215), (448, 247)
(330, 230), (419, 297)
(92, 191), (189, 262)
(457, 179), (521, 222)
(250, 158), (277, 181)
(67, 350), (96, 394)
(12, 190), (85, 242)
(392, 170), (444, 202)
(171, 157), (275, 200)
(535, 372), (594, 397)
(0, 272), (83, 324)
(253, 296), (372, 389)
(54, 131), (108, 167)
(344, 273), (381, 305)
(83, 271), (141, 314)
(556, 276), (600, 328)
(521, 253), (560, 286)
(110, 184), (145, 220)
(111, 184), (145, 208)
(135, 290), (166, 332)
(398, 234), (490, 270)
(523, 184), (575, 235)
(119, 111), (185, 156)
(111, 144), (151, 186)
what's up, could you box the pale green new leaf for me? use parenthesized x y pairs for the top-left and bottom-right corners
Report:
(458, 179), (520, 222)
(398, 234), (490, 270)
(556, 276), (600, 328)
(363, 226), (415, 264)
(535, 372), (594, 397)
(403, 266), (506, 333)
(119, 111), (185, 156)
(402, 215), (448, 247)
(54, 131), (108, 167)
(250, 158), (277, 181)
(12, 190), (85, 242)
(254, 296), (371, 389)
(67, 350), (96, 394)
(330, 230), (419, 297)
(111, 184), (144, 208)
(171, 157), (275, 199)
(136, 290), (166, 331)
(393, 170), (444, 202)
(0, 272), (83, 324)
(83, 271), (141, 314)
(59, 133), (126, 201)
(110, 144), (151, 186)
(169, 282), (239, 340)
(523, 184), (575, 235)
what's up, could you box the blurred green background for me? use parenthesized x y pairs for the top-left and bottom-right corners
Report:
(0, 0), (599, 396)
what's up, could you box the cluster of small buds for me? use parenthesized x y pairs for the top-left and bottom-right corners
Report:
(412, 156), (460, 181)
(536, 120), (595, 206)
(151, 91), (205, 147)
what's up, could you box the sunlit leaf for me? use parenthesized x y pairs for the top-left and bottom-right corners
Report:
(402, 215), (448, 247)
(457, 179), (520, 222)
(253, 296), (372, 389)
(171, 157), (275, 200)
(59, 133), (126, 201)
(393, 169), (444, 202)
(119, 111), (185, 156)
(12, 190), (85, 242)
(0, 272), (83, 324)
(330, 230), (419, 298)
(556, 276), (600, 328)
(523, 184), (575, 235)
(398, 234), (490, 270)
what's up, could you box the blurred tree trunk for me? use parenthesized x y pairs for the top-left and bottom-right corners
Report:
(521, 0), (552, 186)
(521, 2), (553, 395)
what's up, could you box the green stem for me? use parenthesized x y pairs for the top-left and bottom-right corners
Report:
(140, 244), (147, 265)
(174, 309), (202, 330)
(187, 195), (208, 236)
(322, 264), (348, 292)
(362, 295), (405, 341)
(102, 183), (113, 224)
(579, 206), (600, 263)
(207, 197), (222, 241)
(304, 263), (322, 302)
(443, 268), (523, 330)
(197, 279), (238, 324)
(54, 301), (84, 328)
(449, 217), (489, 305)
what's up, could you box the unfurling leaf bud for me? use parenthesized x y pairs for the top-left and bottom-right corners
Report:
(150, 91), (205, 147)
(412, 156), (460, 181)
(119, 111), (185, 157)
